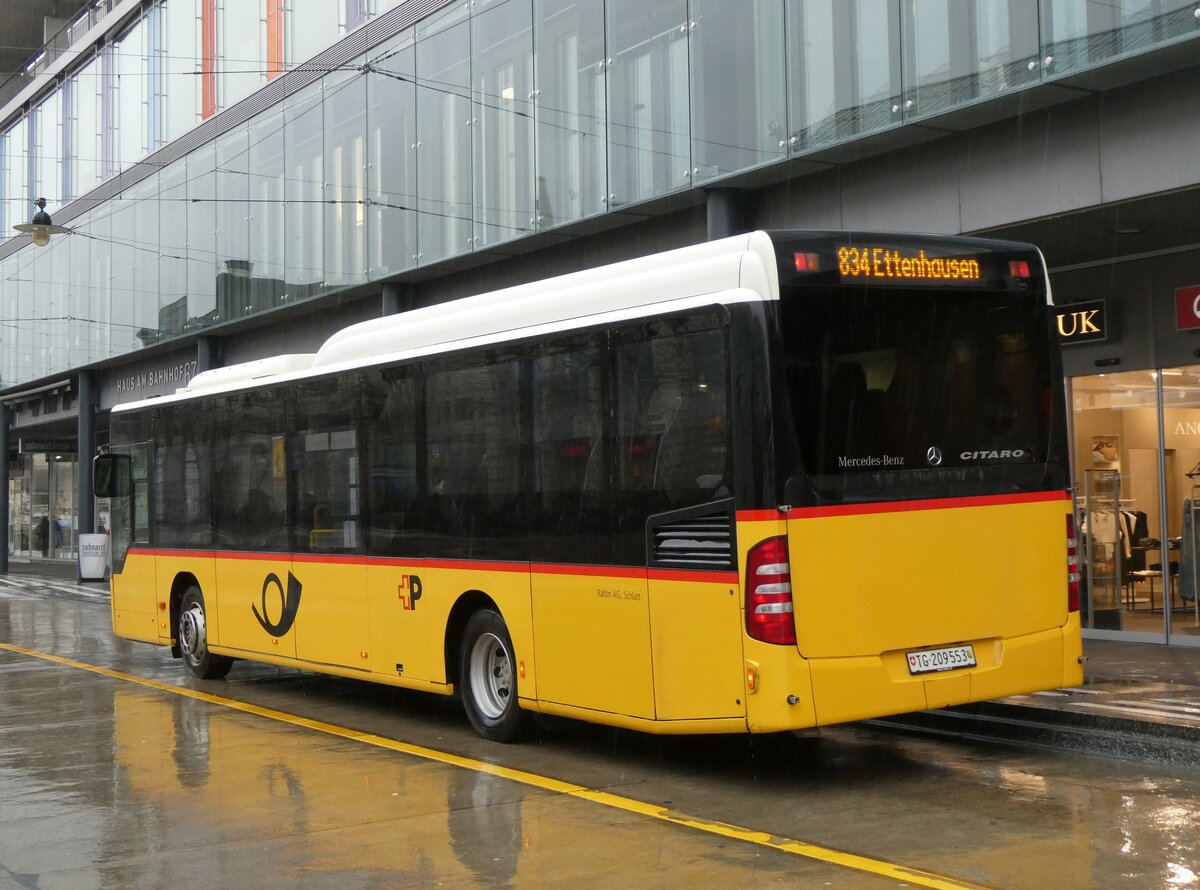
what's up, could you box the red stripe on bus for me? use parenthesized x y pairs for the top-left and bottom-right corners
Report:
(291, 553), (366, 566)
(648, 569), (740, 585)
(529, 564), (738, 584)
(418, 559), (532, 574)
(736, 509), (783, 523)
(124, 548), (738, 583)
(531, 563), (648, 580)
(788, 490), (1069, 519)
(128, 548), (216, 559)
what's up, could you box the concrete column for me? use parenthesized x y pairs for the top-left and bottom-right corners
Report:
(0, 403), (8, 575)
(77, 372), (96, 539)
(382, 282), (416, 316)
(706, 188), (744, 240)
(197, 335), (220, 373)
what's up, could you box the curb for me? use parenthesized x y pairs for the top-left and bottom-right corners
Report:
(871, 699), (1200, 765)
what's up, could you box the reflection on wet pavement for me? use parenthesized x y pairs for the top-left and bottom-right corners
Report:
(4, 589), (1200, 888)
(1, 645), (888, 887)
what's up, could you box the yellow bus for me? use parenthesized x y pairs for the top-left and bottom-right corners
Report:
(94, 230), (1083, 742)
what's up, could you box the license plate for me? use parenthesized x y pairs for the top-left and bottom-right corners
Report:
(906, 644), (976, 675)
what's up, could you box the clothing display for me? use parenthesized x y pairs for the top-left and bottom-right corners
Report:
(1179, 499), (1200, 603)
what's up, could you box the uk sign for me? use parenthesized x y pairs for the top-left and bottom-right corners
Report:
(1055, 299), (1106, 344)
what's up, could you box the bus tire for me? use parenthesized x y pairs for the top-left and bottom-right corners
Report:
(178, 585), (233, 680)
(460, 608), (526, 742)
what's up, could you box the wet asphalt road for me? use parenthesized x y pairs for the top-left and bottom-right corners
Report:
(2, 577), (1200, 889)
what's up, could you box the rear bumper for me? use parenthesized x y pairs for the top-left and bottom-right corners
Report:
(805, 615), (1084, 726)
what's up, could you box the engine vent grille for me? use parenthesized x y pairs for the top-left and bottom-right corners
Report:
(651, 512), (734, 570)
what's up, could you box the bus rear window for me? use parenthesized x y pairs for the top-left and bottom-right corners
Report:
(778, 284), (1061, 504)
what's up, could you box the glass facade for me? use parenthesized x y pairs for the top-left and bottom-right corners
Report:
(6, 453), (78, 563)
(1071, 368), (1200, 644)
(69, 53), (105, 197)
(416, 4), (473, 264)
(160, 0), (200, 145)
(365, 29), (416, 276)
(1, 0), (1198, 388)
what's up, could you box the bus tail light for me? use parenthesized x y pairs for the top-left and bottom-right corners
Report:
(793, 252), (820, 273)
(1066, 515), (1080, 612)
(746, 536), (796, 645)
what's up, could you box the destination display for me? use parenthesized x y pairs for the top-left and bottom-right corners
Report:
(837, 245), (982, 284)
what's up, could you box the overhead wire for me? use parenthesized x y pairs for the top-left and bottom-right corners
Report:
(0, 11), (774, 381)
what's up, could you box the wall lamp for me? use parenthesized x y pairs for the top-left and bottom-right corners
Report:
(13, 198), (70, 247)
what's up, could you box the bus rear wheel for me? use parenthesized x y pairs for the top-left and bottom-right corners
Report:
(178, 585), (233, 680)
(460, 609), (526, 742)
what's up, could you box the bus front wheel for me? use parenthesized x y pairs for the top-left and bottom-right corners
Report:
(460, 609), (526, 742)
(178, 585), (233, 680)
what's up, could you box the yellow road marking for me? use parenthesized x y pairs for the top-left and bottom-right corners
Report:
(0, 640), (987, 889)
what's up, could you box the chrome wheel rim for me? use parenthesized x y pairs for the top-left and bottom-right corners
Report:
(468, 632), (512, 721)
(179, 603), (208, 664)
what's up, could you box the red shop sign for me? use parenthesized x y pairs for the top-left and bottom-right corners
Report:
(1176, 285), (1200, 330)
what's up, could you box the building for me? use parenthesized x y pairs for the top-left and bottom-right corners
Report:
(2, 0), (1199, 647)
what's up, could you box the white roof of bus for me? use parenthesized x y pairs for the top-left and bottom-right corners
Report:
(130, 230), (779, 409)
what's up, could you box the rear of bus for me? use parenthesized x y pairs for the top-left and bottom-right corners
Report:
(746, 231), (1082, 731)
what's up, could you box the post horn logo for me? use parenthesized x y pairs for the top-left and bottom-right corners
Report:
(926, 446), (944, 467)
(253, 571), (303, 637)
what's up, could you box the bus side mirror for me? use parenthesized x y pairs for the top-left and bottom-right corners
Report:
(94, 453), (131, 498)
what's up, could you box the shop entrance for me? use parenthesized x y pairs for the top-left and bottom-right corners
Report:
(1071, 368), (1200, 644)
(6, 452), (77, 563)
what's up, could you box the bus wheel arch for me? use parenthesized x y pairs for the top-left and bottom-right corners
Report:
(168, 573), (201, 658)
(446, 592), (527, 742)
(177, 583), (233, 681)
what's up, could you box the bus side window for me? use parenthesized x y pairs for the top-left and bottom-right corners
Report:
(290, 376), (361, 553)
(363, 369), (421, 556)
(424, 357), (523, 559)
(530, 341), (610, 563)
(129, 442), (151, 545)
(614, 323), (731, 560)
(213, 391), (288, 551)
(154, 403), (214, 548)
(652, 363), (731, 506)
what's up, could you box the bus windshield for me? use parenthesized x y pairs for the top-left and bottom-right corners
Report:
(778, 281), (1065, 505)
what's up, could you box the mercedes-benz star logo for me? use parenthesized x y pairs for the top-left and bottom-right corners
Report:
(926, 446), (944, 467)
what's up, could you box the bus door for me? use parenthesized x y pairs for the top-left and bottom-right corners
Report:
(109, 438), (159, 644)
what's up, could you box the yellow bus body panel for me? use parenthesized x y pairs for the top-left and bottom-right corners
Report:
(214, 554), (297, 658)
(788, 497), (1070, 659)
(153, 553), (216, 643)
(647, 574), (745, 720)
(367, 559), (432, 682)
(291, 556), (370, 671)
(120, 492), (1080, 737)
(781, 495), (1079, 726)
(531, 567), (653, 718)
(110, 551), (159, 643)
(420, 563), (533, 690)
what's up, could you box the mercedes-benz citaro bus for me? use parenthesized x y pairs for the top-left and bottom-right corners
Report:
(94, 230), (1083, 742)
